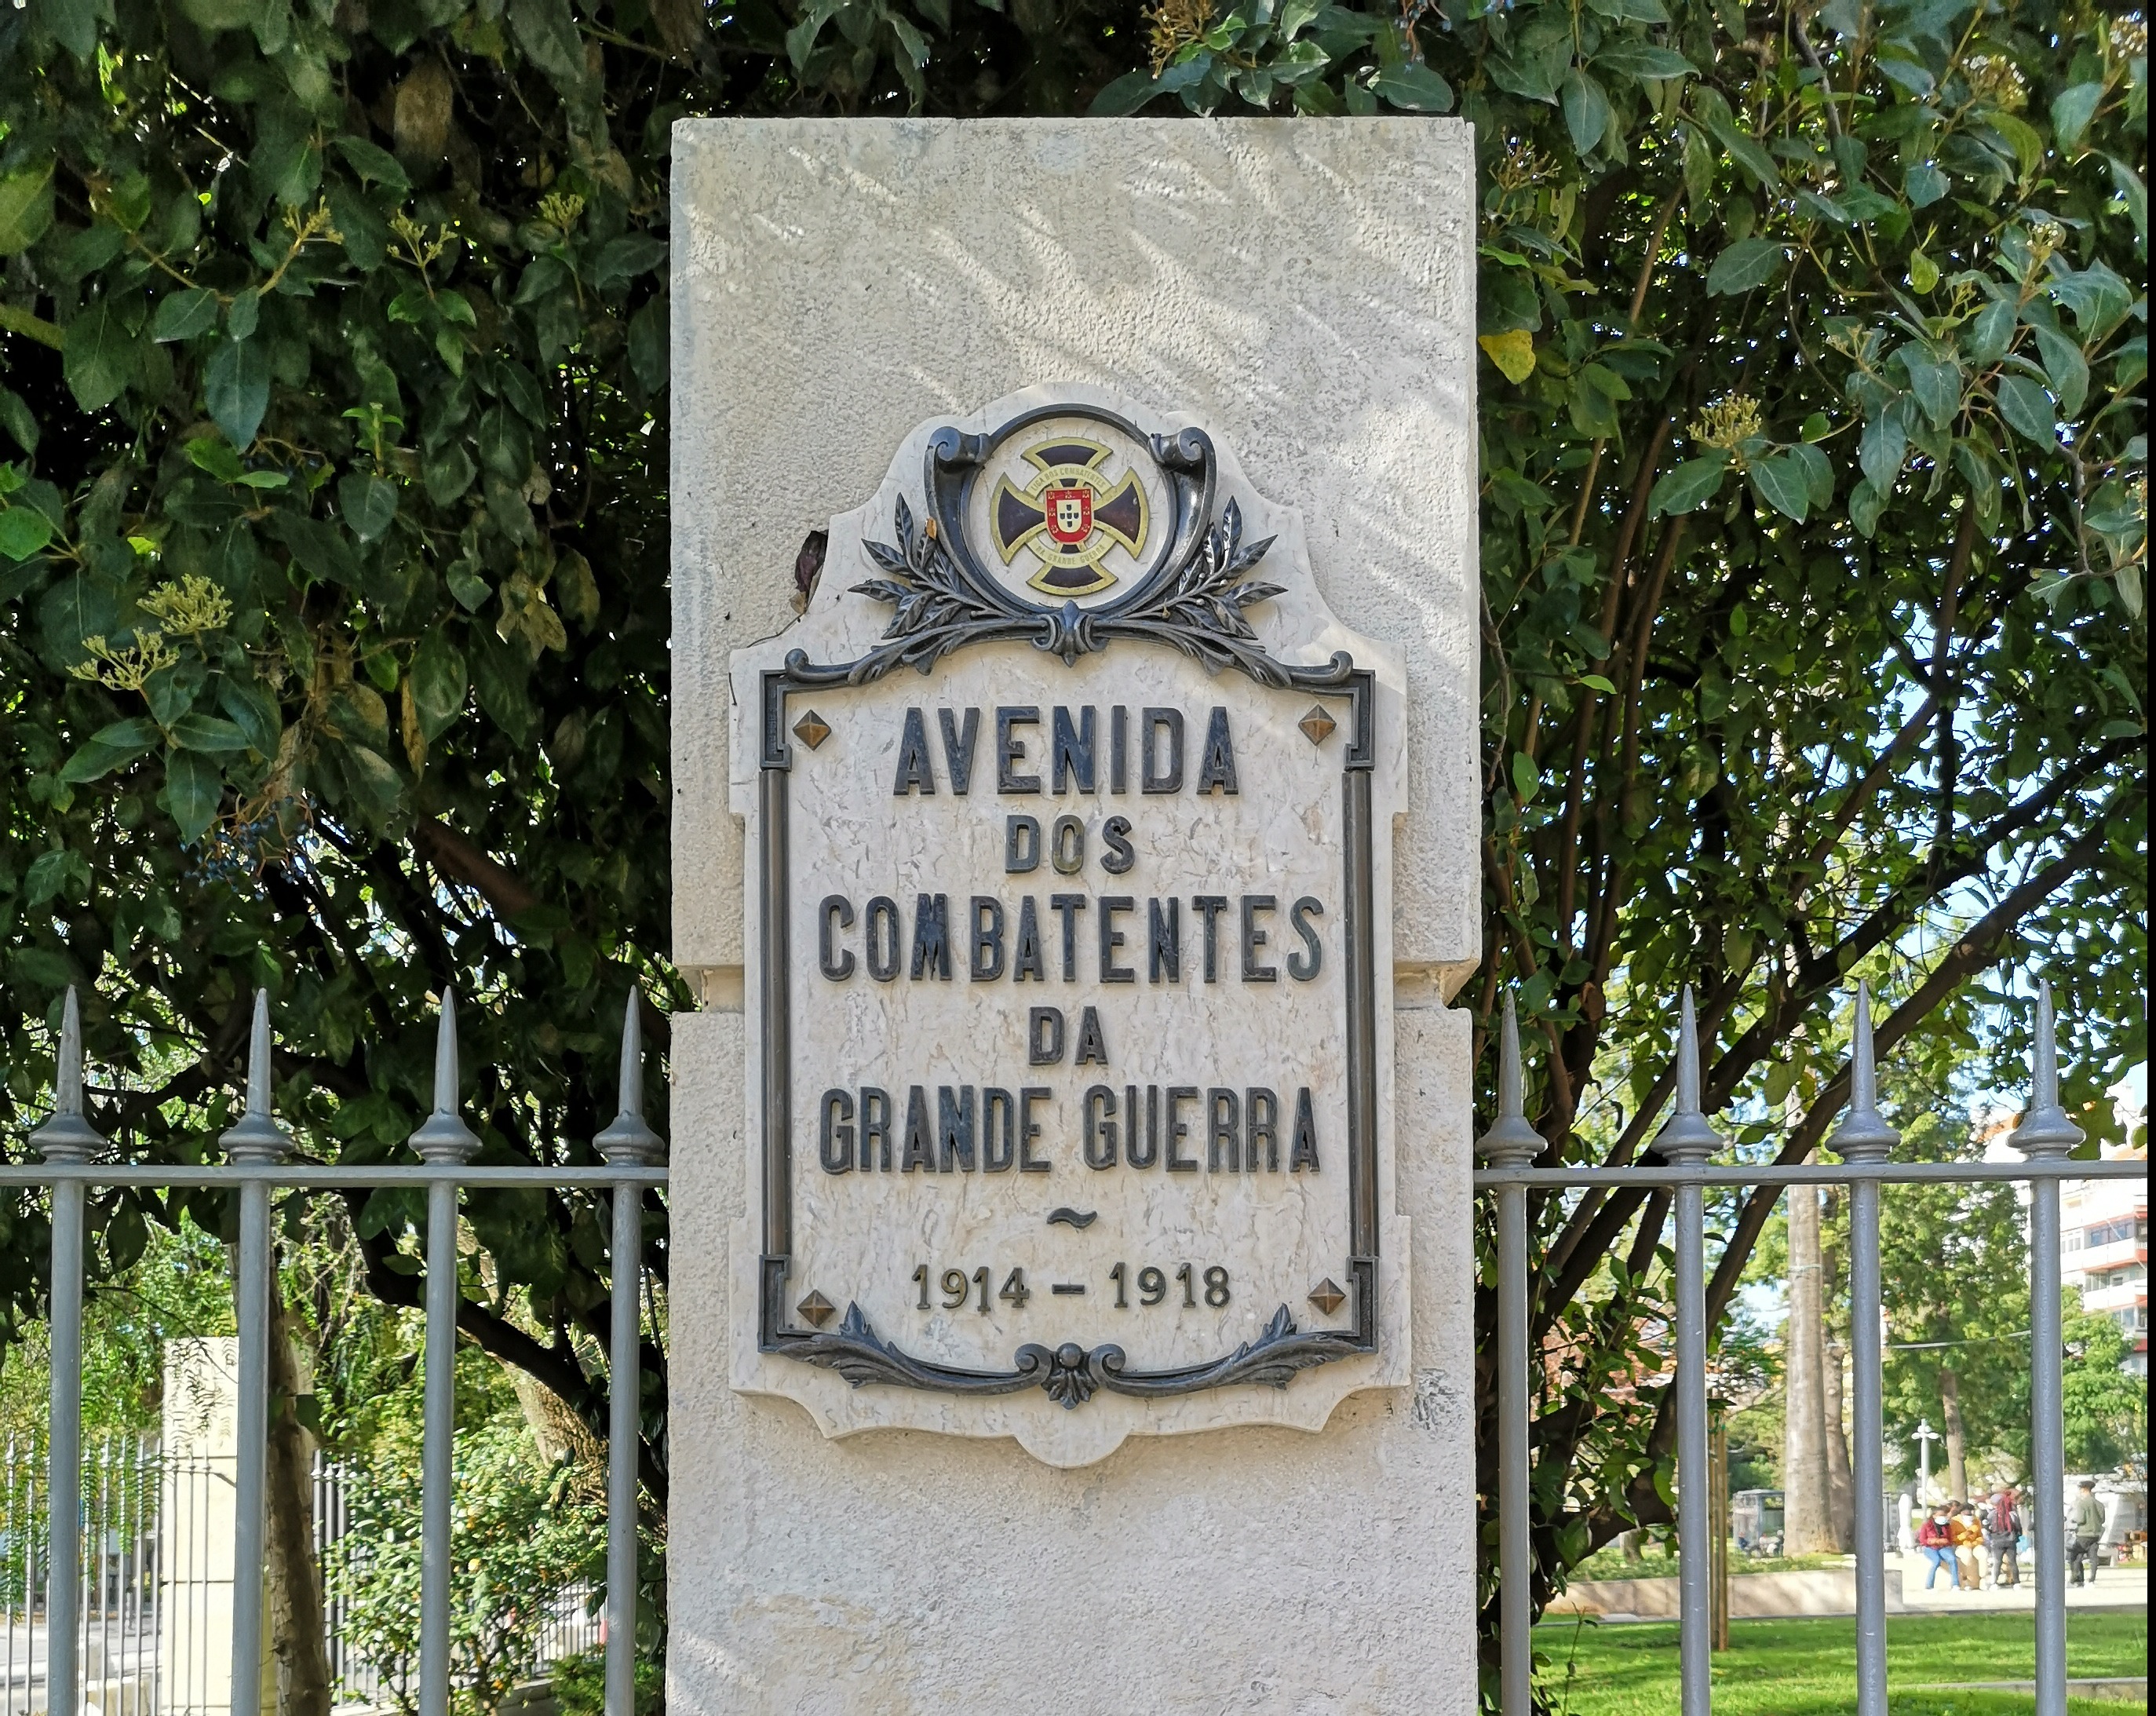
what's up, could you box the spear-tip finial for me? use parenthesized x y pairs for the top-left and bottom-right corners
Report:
(1654, 985), (1721, 1165)
(220, 988), (292, 1164)
(1829, 980), (1898, 1163)
(1475, 994), (1543, 1168)
(31, 986), (105, 1163)
(2009, 978), (2084, 1160)
(410, 986), (480, 1166)
(596, 989), (665, 1167)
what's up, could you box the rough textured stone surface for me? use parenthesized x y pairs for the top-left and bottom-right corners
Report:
(672, 116), (1479, 993)
(669, 119), (1479, 1713)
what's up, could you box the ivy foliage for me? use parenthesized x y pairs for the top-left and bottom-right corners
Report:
(0, 0), (2145, 1689)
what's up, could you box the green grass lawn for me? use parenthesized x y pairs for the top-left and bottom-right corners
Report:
(1533, 1611), (2149, 1716)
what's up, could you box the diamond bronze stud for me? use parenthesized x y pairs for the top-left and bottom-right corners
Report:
(796, 1291), (836, 1328)
(1298, 706), (1337, 747)
(1308, 1278), (1346, 1316)
(792, 710), (832, 750)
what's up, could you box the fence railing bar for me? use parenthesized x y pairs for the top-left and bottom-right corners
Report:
(1476, 998), (1541, 1716)
(1662, 989), (1720, 1714)
(34, 988), (100, 1716)
(1833, 984), (1896, 1716)
(1474, 1160), (2146, 1187)
(414, 988), (482, 1716)
(2012, 983), (2083, 1716)
(0, 1166), (671, 1188)
(596, 992), (666, 1716)
(226, 989), (290, 1716)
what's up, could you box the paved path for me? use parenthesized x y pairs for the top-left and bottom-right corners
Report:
(1893, 1552), (2149, 1612)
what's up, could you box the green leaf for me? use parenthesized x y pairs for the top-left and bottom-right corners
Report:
(225, 288), (260, 341)
(1748, 453), (1810, 523)
(1984, 111), (2045, 178)
(60, 718), (158, 783)
(1371, 63), (1454, 113)
(0, 387), (37, 455)
(1579, 673), (1618, 695)
(1903, 162), (1949, 207)
(1994, 375), (2056, 447)
(586, 234), (668, 291)
(0, 162), (56, 257)
(1705, 239), (1787, 297)
(1859, 409), (1907, 492)
(1478, 330), (1537, 383)
(341, 473), (399, 542)
(0, 506), (55, 560)
(423, 443), (477, 506)
(1965, 298), (2018, 367)
(205, 338), (272, 448)
(1849, 477), (1886, 537)
(330, 135), (411, 197)
(509, 0), (598, 99)
(2030, 326), (2089, 419)
(1095, 70), (1164, 115)
(1510, 750), (1539, 801)
(1902, 354), (1963, 429)
(264, 511), (364, 587)
(218, 677), (282, 756)
(410, 632), (468, 739)
(168, 712), (252, 754)
(1788, 442), (1833, 511)
(24, 850), (89, 908)
(1560, 68), (1613, 154)
(162, 748), (223, 842)
(1648, 456), (1727, 517)
(64, 299), (133, 412)
(2050, 82), (2103, 152)
(1594, 42), (1695, 79)
(152, 288), (221, 342)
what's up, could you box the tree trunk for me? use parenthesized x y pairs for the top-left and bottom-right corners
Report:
(1822, 1338), (1855, 1551)
(1939, 1366), (1969, 1502)
(1783, 1185), (1835, 1552)
(265, 1288), (334, 1716)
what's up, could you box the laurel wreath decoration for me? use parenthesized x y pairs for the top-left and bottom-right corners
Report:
(852, 491), (1294, 687)
(788, 1299), (1359, 1409)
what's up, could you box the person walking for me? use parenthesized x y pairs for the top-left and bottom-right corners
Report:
(1984, 1484), (2023, 1588)
(1916, 1503), (1961, 1590)
(2067, 1480), (2107, 1588)
(1950, 1502), (1985, 1590)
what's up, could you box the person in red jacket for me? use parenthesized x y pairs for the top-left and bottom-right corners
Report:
(1984, 1484), (2025, 1587)
(1916, 1503), (1961, 1590)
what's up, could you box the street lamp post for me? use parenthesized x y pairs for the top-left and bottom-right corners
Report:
(1913, 1418), (1942, 1503)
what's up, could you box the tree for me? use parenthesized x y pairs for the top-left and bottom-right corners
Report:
(0, 0), (2143, 1698)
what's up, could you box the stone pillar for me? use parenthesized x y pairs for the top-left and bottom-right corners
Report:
(668, 118), (1479, 1714)
(159, 1338), (242, 1716)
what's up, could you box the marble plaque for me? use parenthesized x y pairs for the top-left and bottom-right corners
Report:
(730, 386), (1410, 1466)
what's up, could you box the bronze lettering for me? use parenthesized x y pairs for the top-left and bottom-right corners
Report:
(937, 1086), (976, 1172)
(1290, 1086), (1319, 1171)
(1206, 1087), (1240, 1171)
(1027, 1006), (1066, 1065)
(1051, 706), (1096, 793)
(1193, 895), (1228, 982)
(900, 1086), (934, 1172)
(1241, 893), (1279, 982)
(818, 894), (856, 980)
(1099, 896), (1136, 983)
(969, 896), (1005, 980)
(1147, 896), (1180, 982)
(996, 706), (1041, 793)
(865, 896), (900, 982)
(1012, 896), (1047, 981)
(892, 706), (935, 794)
(983, 1087), (1016, 1172)
(1287, 896), (1324, 980)
(819, 1089), (855, 1174)
(1019, 1087), (1052, 1173)
(859, 1086), (892, 1171)
(1140, 706), (1184, 793)
(939, 706), (980, 794)
(1101, 815), (1136, 874)
(910, 893), (952, 980)
(1166, 1086), (1199, 1172)
(1082, 1086), (1118, 1169)
(1049, 893), (1086, 980)
(1195, 706), (1239, 794)
(1005, 814), (1042, 873)
(1074, 1004), (1109, 1064)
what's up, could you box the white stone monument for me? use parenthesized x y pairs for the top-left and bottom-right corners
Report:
(669, 118), (1481, 1713)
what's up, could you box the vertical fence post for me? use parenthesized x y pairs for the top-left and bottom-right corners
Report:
(1830, 982), (1897, 1716)
(2010, 982), (2081, 1716)
(410, 991), (480, 1716)
(1476, 998), (1543, 1716)
(34, 989), (105, 1716)
(221, 992), (292, 1716)
(1656, 988), (1722, 1716)
(595, 992), (666, 1716)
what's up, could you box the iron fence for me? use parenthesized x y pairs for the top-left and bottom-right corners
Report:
(13, 988), (663, 1716)
(1478, 980), (2149, 1716)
